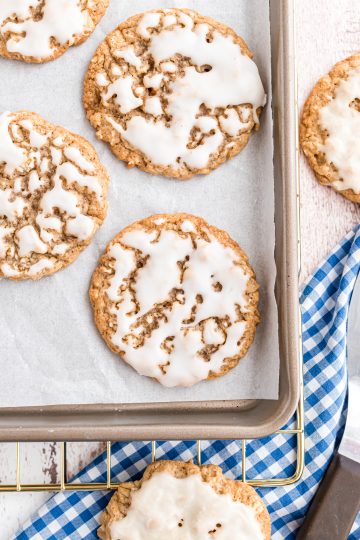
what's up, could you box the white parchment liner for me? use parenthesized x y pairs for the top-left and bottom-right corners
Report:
(0, 0), (279, 406)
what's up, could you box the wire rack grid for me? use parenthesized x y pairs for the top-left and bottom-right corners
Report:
(0, 390), (304, 493)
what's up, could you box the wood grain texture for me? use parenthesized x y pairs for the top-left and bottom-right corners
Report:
(1, 1), (360, 537)
(296, 0), (360, 280)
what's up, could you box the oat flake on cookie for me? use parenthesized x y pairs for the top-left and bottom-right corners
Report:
(0, 0), (109, 63)
(0, 111), (108, 280)
(84, 8), (266, 179)
(90, 214), (259, 387)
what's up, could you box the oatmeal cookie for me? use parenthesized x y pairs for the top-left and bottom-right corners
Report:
(0, 110), (108, 279)
(84, 8), (266, 179)
(98, 460), (271, 540)
(301, 53), (360, 203)
(90, 213), (259, 387)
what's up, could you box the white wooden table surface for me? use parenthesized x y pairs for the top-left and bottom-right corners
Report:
(1, 1), (360, 537)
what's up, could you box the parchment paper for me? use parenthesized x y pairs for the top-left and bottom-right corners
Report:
(0, 0), (279, 406)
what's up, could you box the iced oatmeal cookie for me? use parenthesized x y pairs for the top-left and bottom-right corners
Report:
(0, 110), (108, 280)
(0, 0), (109, 63)
(98, 460), (271, 540)
(84, 8), (266, 179)
(90, 213), (259, 387)
(301, 53), (360, 203)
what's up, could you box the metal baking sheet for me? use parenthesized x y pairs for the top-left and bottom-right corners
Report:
(1, 0), (278, 404)
(0, 0), (300, 441)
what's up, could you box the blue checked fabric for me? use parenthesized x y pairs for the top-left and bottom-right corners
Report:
(15, 226), (360, 540)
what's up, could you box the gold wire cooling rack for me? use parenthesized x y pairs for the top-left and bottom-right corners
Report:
(0, 396), (304, 493)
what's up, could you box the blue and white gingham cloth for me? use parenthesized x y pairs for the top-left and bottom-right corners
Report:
(15, 226), (360, 540)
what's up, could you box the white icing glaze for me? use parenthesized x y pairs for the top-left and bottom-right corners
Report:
(10, 123), (22, 141)
(52, 136), (65, 147)
(178, 12), (193, 28)
(0, 112), (26, 174)
(219, 108), (250, 136)
(144, 96), (163, 116)
(163, 14), (177, 27)
(0, 112), (105, 278)
(36, 213), (62, 232)
(52, 242), (69, 255)
(181, 219), (195, 232)
(0, 189), (27, 221)
(39, 229), (53, 243)
(29, 149), (41, 168)
(40, 177), (79, 216)
(28, 258), (54, 276)
(50, 147), (62, 165)
(16, 225), (48, 257)
(102, 76), (143, 114)
(109, 471), (263, 540)
(143, 73), (163, 89)
(115, 46), (141, 68)
(111, 64), (122, 76)
(0, 0), (88, 58)
(0, 1), (37, 22)
(1, 262), (20, 277)
(13, 178), (22, 193)
(40, 157), (49, 174)
(56, 162), (101, 197)
(29, 129), (48, 148)
(106, 219), (251, 387)
(96, 72), (109, 87)
(183, 128), (223, 169)
(134, 86), (145, 97)
(108, 12), (265, 169)
(64, 146), (95, 173)
(28, 170), (43, 192)
(19, 119), (33, 130)
(319, 67), (360, 193)
(153, 217), (166, 225)
(161, 60), (177, 73)
(137, 12), (161, 39)
(66, 214), (94, 240)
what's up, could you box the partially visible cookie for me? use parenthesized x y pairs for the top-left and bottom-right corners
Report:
(0, 110), (108, 280)
(90, 213), (260, 387)
(98, 460), (271, 540)
(84, 8), (266, 179)
(300, 53), (360, 203)
(0, 0), (109, 63)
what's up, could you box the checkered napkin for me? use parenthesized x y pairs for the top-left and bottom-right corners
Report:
(15, 226), (360, 540)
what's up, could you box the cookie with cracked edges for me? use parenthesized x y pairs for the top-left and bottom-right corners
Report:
(89, 213), (260, 388)
(301, 53), (360, 204)
(84, 8), (266, 179)
(0, 110), (109, 280)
